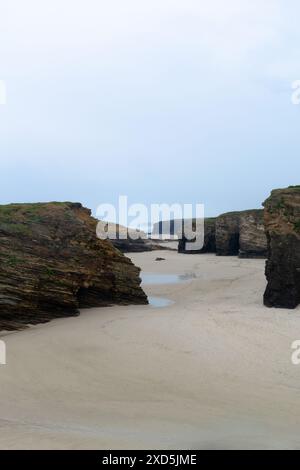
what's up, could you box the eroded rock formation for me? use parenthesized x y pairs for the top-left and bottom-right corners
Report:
(178, 218), (216, 254)
(239, 210), (267, 258)
(263, 187), (300, 309)
(0, 202), (147, 330)
(215, 212), (241, 256)
(216, 209), (267, 258)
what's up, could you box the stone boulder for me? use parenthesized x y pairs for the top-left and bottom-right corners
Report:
(263, 187), (300, 309)
(0, 202), (147, 330)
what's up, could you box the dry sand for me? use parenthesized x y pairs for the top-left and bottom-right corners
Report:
(1, 251), (300, 450)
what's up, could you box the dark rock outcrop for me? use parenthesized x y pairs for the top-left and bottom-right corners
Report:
(0, 202), (147, 330)
(216, 210), (267, 257)
(178, 218), (216, 254)
(216, 211), (242, 256)
(263, 187), (300, 309)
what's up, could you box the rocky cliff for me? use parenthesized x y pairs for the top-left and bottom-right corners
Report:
(178, 218), (216, 254)
(239, 210), (267, 258)
(0, 202), (147, 330)
(215, 211), (242, 256)
(263, 187), (300, 309)
(216, 210), (267, 257)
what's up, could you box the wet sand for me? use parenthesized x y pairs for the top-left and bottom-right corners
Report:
(0, 251), (300, 449)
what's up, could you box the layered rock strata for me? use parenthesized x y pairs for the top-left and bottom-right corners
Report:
(0, 202), (147, 330)
(238, 210), (267, 258)
(216, 210), (267, 257)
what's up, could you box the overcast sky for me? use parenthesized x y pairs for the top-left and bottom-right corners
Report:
(0, 0), (300, 217)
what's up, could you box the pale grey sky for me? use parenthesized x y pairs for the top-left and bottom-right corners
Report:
(0, 0), (300, 216)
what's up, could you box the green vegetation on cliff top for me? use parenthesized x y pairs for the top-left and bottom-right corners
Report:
(0, 202), (83, 237)
(0, 202), (81, 221)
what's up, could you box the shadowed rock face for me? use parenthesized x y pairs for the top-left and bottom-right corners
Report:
(0, 202), (147, 330)
(263, 187), (300, 309)
(216, 210), (267, 257)
(178, 218), (216, 254)
(215, 212), (241, 256)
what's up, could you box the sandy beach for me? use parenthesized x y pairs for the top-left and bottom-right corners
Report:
(0, 250), (300, 450)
